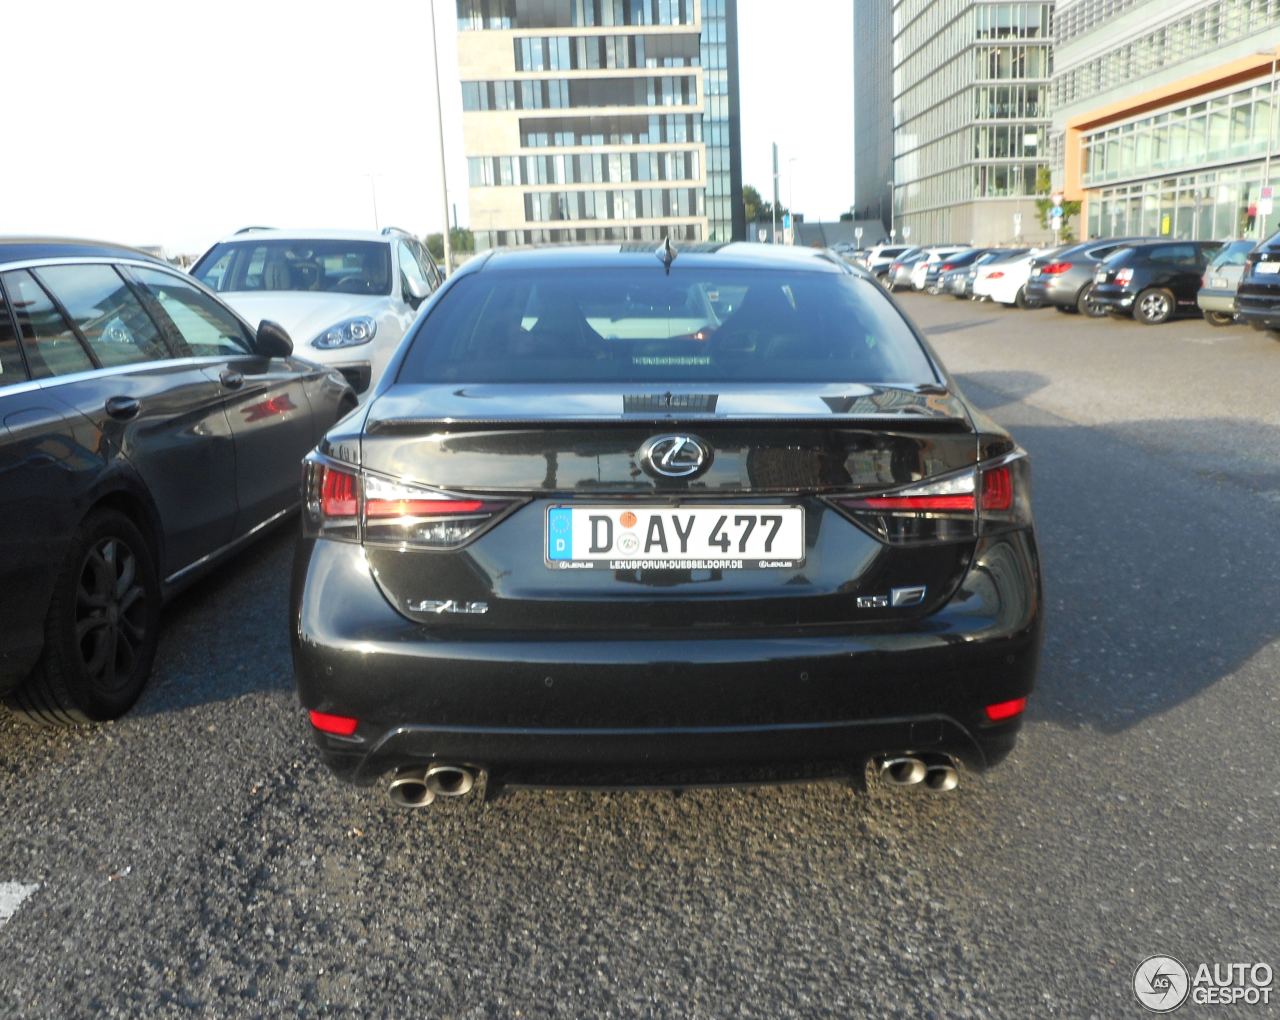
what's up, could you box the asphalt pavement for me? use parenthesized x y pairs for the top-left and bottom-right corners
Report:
(2, 293), (1278, 1018)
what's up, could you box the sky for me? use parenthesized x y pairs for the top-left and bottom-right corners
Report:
(5, 0), (853, 255)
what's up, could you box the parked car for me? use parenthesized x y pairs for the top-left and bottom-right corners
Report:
(292, 243), (1042, 805)
(920, 248), (991, 295)
(885, 249), (925, 290)
(911, 247), (967, 291)
(973, 249), (1053, 308)
(190, 227), (442, 398)
(949, 249), (1027, 299)
(866, 245), (914, 280)
(0, 238), (355, 723)
(1092, 240), (1222, 324)
(1227, 235), (1280, 333)
(1197, 239), (1255, 326)
(1026, 237), (1152, 317)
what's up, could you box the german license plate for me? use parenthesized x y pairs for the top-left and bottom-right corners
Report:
(546, 506), (804, 570)
(1257, 262), (1280, 274)
(1031, 267), (1041, 276)
(1211, 276), (1229, 287)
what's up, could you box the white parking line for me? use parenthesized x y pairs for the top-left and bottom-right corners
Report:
(0, 882), (39, 928)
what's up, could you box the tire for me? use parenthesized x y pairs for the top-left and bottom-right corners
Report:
(7, 510), (161, 725)
(1134, 287), (1174, 325)
(1204, 311), (1234, 327)
(1013, 286), (1030, 309)
(1077, 283), (1107, 317)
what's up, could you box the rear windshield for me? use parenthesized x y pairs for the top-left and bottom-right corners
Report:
(398, 267), (938, 385)
(192, 239), (392, 296)
(1209, 240), (1255, 269)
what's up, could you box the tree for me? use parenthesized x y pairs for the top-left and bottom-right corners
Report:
(1032, 167), (1081, 242)
(743, 184), (788, 224)
(425, 227), (475, 261)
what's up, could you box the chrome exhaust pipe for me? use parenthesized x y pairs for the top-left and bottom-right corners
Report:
(423, 764), (476, 799)
(923, 764), (959, 793)
(387, 768), (435, 809)
(878, 756), (927, 787)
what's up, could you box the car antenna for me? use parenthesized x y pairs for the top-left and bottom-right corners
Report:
(656, 236), (677, 275)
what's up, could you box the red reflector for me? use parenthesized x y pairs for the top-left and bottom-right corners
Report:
(856, 494), (975, 511)
(320, 467), (358, 518)
(981, 466), (1013, 512)
(985, 697), (1027, 722)
(309, 710), (358, 736)
(366, 498), (486, 518)
(1043, 262), (1072, 274)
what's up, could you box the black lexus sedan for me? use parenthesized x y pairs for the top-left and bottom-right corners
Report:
(1232, 230), (1280, 333)
(1091, 239), (1222, 323)
(0, 238), (355, 724)
(292, 244), (1042, 806)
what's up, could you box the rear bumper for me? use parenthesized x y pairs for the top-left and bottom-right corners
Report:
(1196, 288), (1236, 314)
(292, 533), (1042, 788)
(1031, 274), (1086, 307)
(1093, 284), (1136, 312)
(1234, 291), (1280, 328)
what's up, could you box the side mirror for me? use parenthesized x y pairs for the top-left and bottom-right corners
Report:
(256, 319), (293, 358)
(403, 272), (430, 308)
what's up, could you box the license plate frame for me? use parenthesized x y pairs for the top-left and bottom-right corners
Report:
(545, 504), (806, 570)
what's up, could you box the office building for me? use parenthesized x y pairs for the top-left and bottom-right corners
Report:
(456, 0), (744, 249)
(1052, 0), (1280, 240)
(853, 0), (894, 231)
(891, 0), (1056, 244)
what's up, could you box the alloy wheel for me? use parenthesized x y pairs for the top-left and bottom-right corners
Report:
(1138, 292), (1170, 322)
(76, 537), (148, 696)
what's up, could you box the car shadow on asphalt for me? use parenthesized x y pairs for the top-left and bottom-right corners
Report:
(128, 522), (300, 718)
(956, 373), (1280, 736)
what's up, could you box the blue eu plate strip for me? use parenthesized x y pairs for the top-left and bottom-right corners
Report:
(547, 508), (573, 560)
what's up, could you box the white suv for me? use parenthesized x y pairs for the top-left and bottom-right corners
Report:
(191, 227), (442, 396)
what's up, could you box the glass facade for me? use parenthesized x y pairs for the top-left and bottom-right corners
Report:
(1082, 81), (1274, 187)
(458, 0), (741, 247)
(457, 0), (696, 30)
(1087, 164), (1272, 240)
(892, 0), (1055, 243)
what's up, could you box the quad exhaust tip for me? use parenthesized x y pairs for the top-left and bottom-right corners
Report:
(877, 755), (959, 793)
(387, 764), (478, 808)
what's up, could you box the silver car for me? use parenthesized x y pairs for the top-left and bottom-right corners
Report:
(1198, 239), (1255, 326)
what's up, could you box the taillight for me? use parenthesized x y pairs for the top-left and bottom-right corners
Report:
(363, 473), (512, 548)
(984, 697), (1027, 722)
(940, 262), (953, 271)
(1042, 262), (1072, 274)
(308, 710), (359, 736)
(303, 454), (517, 548)
(1116, 267), (1133, 286)
(987, 271), (1004, 279)
(827, 455), (1029, 545)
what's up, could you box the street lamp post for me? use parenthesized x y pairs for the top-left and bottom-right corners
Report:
(1259, 48), (1279, 240)
(429, 2), (453, 275)
(887, 179), (895, 241)
(787, 157), (798, 244)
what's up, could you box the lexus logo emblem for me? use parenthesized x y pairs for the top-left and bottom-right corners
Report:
(640, 434), (711, 478)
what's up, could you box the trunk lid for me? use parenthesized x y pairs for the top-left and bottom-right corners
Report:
(351, 383), (991, 633)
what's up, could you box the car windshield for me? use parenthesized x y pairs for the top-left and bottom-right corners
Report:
(192, 239), (393, 296)
(398, 266), (938, 385)
(1209, 241), (1255, 269)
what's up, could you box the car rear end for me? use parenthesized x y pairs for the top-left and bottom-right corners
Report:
(1198, 240), (1254, 320)
(292, 246), (1042, 801)
(1091, 245), (1142, 314)
(1025, 245), (1087, 308)
(1232, 237), (1280, 329)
